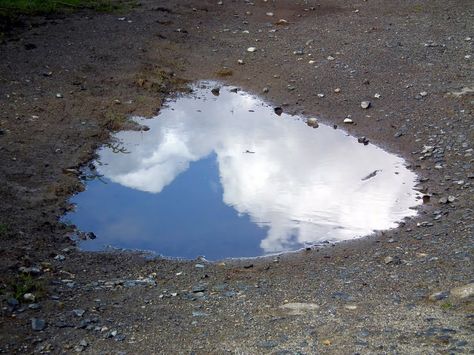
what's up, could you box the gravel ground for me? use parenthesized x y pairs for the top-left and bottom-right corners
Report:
(0, 0), (473, 353)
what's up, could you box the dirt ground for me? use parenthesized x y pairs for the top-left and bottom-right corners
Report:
(0, 0), (473, 353)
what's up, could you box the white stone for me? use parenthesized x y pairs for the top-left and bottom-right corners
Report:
(279, 302), (319, 315)
(343, 118), (353, 124)
(247, 47), (257, 52)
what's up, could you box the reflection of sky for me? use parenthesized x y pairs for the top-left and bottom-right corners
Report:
(68, 82), (420, 259)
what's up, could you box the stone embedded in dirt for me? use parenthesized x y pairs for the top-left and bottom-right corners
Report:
(358, 137), (369, 145)
(334, 88), (341, 93)
(374, 93), (381, 99)
(55, 93), (63, 99)
(266, 12), (274, 16)
(447, 195), (456, 203)
(343, 117), (353, 124)
(275, 19), (288, 25)
(23, 293), (35, 302)
(237, 59), (244, 65)
(420, 91), (428, 97)
(262, 87), (269, 93)
(293, 49), (304, 55)
(31, 318), (46, 331)
(54, 254), (65, 261)
(247, 47), (257, 52)
(279, 302), (319, 315)
(72, 309), (85, 317)
(211, 87), (220, 96)
(450, 283), (474, 299)
(274, 107), (283, 116)
(361, 101), (371, 109)
(327, 55), (335, 61)
(306, 117), (319, 128)
(317, 93), (325, 98)
(428, 291), (449, 301)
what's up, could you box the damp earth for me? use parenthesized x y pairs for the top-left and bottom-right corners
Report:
(66, 82), (421, 260)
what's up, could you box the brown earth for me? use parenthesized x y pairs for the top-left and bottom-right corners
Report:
(0, 0), (473, 353)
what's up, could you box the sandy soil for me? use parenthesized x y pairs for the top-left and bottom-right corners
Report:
(0, 0), (473, 353)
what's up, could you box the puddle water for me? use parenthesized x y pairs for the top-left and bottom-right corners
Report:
(65, 82), (421, 260)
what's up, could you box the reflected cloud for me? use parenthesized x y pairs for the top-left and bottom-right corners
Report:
(96, 82), (420, 254)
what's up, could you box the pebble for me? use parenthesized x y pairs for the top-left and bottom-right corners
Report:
(55, 93), (63, 98)
(211, 87), (220, 96)
(334, 88), (341, 93)
(237, 59), (244, 65)
(306, 117), (319, 128)
(420, 91), (428, 97)
(279, 302), (319, 315)
(428, 291), (449, 301)
(247, 47), (257, 52)
(450, 283), (474, 299)
(343, 118), (353, 124)
(374, 93), (381, 99)
(357, 137), (369, 145)
(262, 87), (269, 93)
(31, 318), (46, 331)
(72, 309), (85, 317)
(317, 93), (325, 98)
(360, 101), (371, 109)
(23, 293), (35, 302)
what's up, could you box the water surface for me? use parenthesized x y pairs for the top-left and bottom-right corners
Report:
(66, 82), (420, 259)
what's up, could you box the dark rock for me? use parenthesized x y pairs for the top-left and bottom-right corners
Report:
(31, 318), (46, 331)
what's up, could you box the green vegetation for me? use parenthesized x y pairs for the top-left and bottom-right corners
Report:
(0, 0), (134, 16)
(10, 273), (45, 300)
(0, 223), (8, 236)
(440, 301), (454, 310)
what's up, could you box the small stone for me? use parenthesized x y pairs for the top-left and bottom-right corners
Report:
(79, 340), (88, 347)
(266, 12), (274, 16)
(428, 291), (449, 301)
(279, 302), (319, 315)
(306, 117), (319, 128)
(384, 256), (394, 264)
(31, 318), (46, 331)
(72, 309), (85, 317)
(211, 87), (220, 96)
(293, 49), (304, 55)
(420, 91), (428, 97)
(29, 303), (41, 310)
(317, 93), (325, 98)
(327, 55), (335, 61)
(55, 93), (63, 98)
(447, 195), (455, 203)
(7, 298), (19, 308)
(54, 254), (65, 261)
(374, 93), (381, 99)
(275, 19), (288, 25)
(343, 118), (353, 124)
(237, 59), (244, 65)
(274, 107), (283, 116)
(262, 87), (269, 93)
(360, 101), (371, 109)
(334, 88), (341, 93)
(247, 47), (257, 52)
(23, 293), (35, 302)
(194, 263), (205, 268)
(322, 339), (332, 346)
(438, 197), (448, 204)
(450, 283), (474, 299)
(357, 137), (369, 145)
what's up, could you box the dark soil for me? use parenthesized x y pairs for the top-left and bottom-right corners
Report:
(0, 0), (473, 353)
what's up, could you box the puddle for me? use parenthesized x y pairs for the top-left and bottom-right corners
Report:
(65, 81), (421, 260)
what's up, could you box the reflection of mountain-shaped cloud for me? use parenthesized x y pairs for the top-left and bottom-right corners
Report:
(98, 83), (419, 254)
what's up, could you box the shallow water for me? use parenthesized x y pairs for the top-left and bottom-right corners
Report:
(66, 82), (421, 260)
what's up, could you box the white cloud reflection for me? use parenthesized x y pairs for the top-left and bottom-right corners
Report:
(97, 83), (420, 254)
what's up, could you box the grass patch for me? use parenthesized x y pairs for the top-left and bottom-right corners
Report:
(9, 274), (46, 300)
(0, 0), (135, 17)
